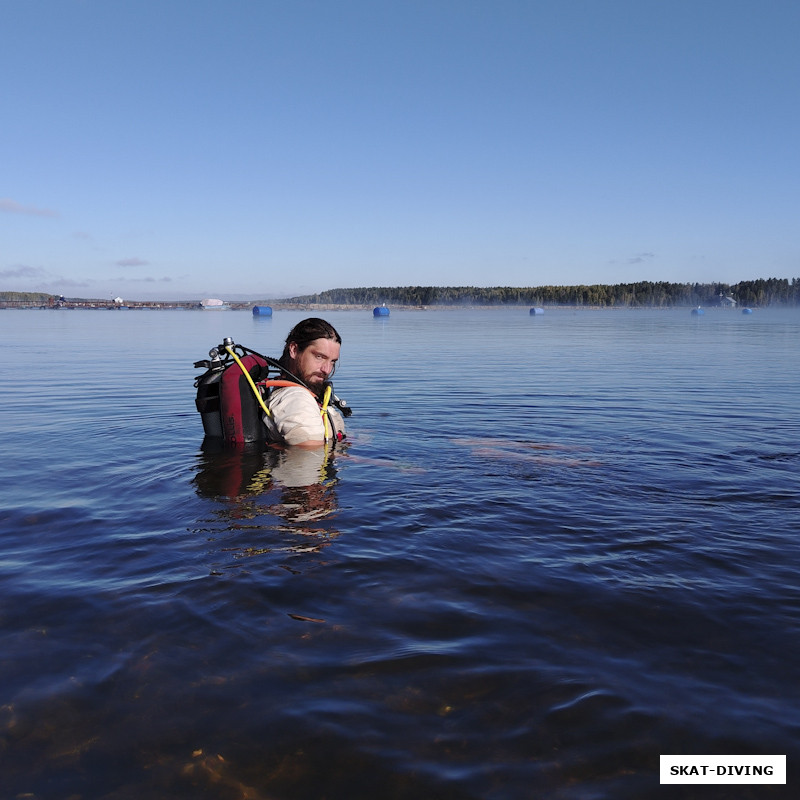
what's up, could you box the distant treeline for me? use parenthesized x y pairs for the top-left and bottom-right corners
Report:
(0, 291), (56, 304)
(285, 278), (800, 308)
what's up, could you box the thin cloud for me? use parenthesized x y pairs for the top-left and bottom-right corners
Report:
(51, 278), (91, 289)
(0, 265), (47, 279)
(115, 275), (172, 283)
(0, 198), (58, 217)
(627, 252), (656, 265)
(115, 257), (149, 267)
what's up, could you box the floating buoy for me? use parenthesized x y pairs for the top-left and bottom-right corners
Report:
(373, 305), (390, 317)
(742, 307), (753, 314)
(252, 306), (273, 316)
(691, 307), (704, 315)
(529, 307), (545, 315)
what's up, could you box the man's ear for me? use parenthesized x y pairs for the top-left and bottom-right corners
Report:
(288, 342), (298, 359)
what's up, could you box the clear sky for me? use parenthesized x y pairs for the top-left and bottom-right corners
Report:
(3, 0), (799, 300)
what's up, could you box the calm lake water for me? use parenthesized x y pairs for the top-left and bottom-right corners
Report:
(2, 306), (799, 799)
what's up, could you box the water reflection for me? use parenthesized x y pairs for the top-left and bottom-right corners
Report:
(194, 438), (340, 496)
(192, 440), (342, 564)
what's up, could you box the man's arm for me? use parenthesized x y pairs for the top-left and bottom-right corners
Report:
(266, 386), (327, 447)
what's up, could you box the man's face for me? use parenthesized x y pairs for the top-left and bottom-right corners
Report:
(288, 337), (340, 392)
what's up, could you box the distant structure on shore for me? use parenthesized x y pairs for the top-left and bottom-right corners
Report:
(200, 298), (227, 310)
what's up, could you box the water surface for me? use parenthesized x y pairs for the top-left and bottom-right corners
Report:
(2, 307), (798, 798)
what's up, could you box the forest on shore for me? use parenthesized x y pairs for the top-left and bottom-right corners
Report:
(285, 278), (800, 308)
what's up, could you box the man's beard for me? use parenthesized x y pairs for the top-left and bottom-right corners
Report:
(303, 373), (326, 396)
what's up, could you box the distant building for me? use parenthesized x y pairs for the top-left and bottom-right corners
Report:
(113, 296), (124, 306)
(719, 294), (737, 308)
(200, 298), (228, 310)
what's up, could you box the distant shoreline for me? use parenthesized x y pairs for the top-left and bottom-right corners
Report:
(2, 276), (798, 309)
(0, 301), (779, 312)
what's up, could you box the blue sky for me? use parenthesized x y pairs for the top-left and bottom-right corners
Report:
(3, 0), (799, 300)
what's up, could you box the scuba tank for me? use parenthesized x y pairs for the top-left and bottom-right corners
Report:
(193, 338), (352, 445)
(193, 346), (226, 438)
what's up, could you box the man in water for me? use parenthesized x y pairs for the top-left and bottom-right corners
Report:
(264, 317), (348, 448)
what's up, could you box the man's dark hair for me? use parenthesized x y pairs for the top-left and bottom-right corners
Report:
(279, 317), (342, 370)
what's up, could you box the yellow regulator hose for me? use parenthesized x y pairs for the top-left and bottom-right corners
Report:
(320, 384), (332, 440)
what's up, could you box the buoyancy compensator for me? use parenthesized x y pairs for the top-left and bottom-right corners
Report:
(194, 338), (271, 443)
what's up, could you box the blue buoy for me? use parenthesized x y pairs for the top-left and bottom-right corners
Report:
(529, 307), (545, 315)
(252, 305), (273, 316)
(691, 307), (704, 315)
(373, 305), (390, 317)
(742, 307), (753, 314)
